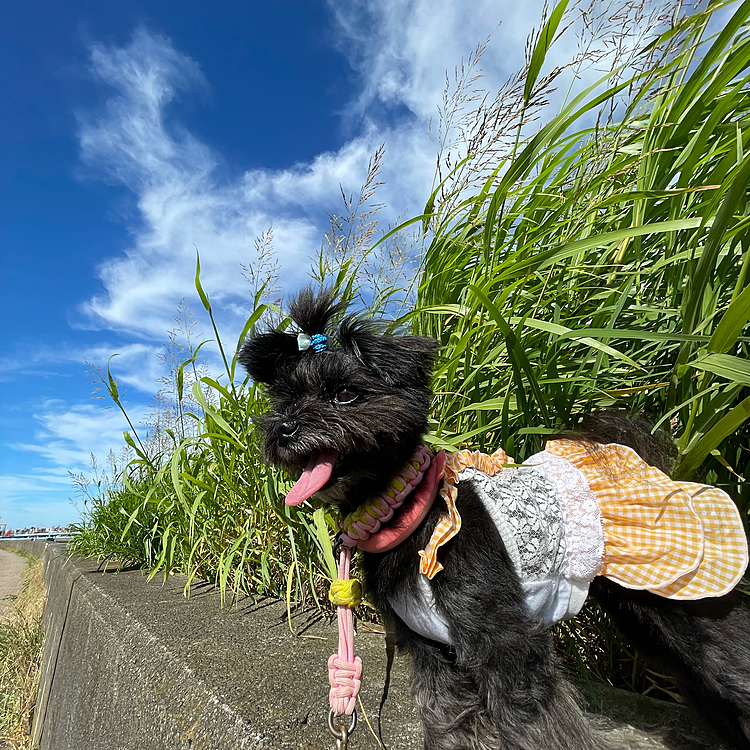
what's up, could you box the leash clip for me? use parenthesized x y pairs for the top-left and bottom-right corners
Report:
(328, 708), (356, 749)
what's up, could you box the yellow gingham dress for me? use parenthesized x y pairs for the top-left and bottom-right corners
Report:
(419, 440), (748, 600)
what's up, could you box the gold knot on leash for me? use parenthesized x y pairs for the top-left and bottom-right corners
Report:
(329, 578), (362, 608)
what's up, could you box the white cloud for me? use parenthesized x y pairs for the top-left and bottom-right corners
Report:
(82, 342), (166, 394)
(76, 1), (675, 344)
(1, 341), (163, 395)
(74, 7), (548, 342)
(79, 29), (212, 191)
(76, 29), (383, 341)
(0, 474), (80, 527)
(1, 474), (71, 491)
(2, 402), (149, 528)
(0, 483), (80, 530)
(328, 0), (537, 119)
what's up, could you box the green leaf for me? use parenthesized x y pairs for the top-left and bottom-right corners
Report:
(557, 329), (711, 343)
(199, 376), (235, 401)
(515, 317), (642, 369)
(312, 508), (338, 581)
(539, 218), (709, 270)
(676, 396), (750, 478)
(106, 356), (120, 402)
(234, 304), (268, 356)
(690, 353), (750, 385)
(176, 341), (210, 403)
(684, 152), (750, 334)
(191, 381), (241, 443)
(469, 284), (551, 426)
(525, 0), (571, 105)
(194, 248), (211, 313)
(709, 277), (750, 355)
(123, 430), (148, 461)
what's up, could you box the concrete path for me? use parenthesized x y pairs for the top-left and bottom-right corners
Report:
(0, 548), (28, 618)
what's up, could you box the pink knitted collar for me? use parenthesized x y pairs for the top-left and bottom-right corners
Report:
(340, 448), (446, 553)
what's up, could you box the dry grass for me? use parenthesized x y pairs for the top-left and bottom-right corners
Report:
(0, 555), (46, 750)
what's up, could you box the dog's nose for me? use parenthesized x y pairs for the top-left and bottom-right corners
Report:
(273, 420), (299, 447)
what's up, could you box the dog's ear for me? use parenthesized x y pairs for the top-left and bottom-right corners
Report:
(340, 319), (439, 388)
(237, 331), (300, 385)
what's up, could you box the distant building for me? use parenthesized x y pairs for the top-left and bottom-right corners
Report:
(0, 523), (70, 539)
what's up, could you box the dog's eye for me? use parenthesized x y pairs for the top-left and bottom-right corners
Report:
(335, 388), (358, 404)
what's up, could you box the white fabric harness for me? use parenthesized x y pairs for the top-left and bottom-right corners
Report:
(388, 450), (604, 644)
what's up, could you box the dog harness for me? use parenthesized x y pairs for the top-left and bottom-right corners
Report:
(389, 440), (748, 644)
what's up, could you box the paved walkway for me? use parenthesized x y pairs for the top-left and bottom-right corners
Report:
(0, 548), (29, 618)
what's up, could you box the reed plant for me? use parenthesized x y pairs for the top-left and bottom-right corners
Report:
(407, 0), (750, 699)
(70, 281), (336, 606)
(415, 0), (750, 508)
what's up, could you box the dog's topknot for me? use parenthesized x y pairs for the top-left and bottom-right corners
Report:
(238, 287), (345, 385)
(289, 287), (348, 336)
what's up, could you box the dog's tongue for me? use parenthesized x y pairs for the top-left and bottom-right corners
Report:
(285, 450), (339, 506)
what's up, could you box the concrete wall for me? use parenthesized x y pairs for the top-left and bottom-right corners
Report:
(0, 541), (717, 750)
(2, 542), (421, 750)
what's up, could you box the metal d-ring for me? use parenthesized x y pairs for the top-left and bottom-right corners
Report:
(328, 708), (357, 749)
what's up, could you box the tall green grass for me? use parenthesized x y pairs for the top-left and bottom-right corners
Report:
(71, 285), (336, 606)
(406, 0), (750, 698)
(415, 0), (750, 511)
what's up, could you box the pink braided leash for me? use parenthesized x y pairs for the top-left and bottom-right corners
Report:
(327, 545), (362, 717)
(327, 444), (434, 734)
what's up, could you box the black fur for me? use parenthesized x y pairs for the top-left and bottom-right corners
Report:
(239, 291), (750, 750)
(562, 411), (678, 475)
(591, 577), (750, 749)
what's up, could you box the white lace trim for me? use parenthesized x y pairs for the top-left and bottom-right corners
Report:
(458, 466), (565, 583)
(526, 451), (604, 581)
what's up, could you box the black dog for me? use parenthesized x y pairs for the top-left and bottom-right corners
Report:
(239, 289), (750, 750)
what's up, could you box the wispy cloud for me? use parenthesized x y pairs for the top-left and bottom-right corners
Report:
(328, 0), (533, 119)
(0, 475), (81, 529)
(11, 401), (145, 471)
(3, 401), (146, 528)
(74, 3), (542, 342)
(76, 30), (379, 340)
(2, 341), (162, 395)
(75, 1), (669, 343)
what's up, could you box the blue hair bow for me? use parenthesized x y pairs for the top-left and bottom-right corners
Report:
(297, 333), (328, 352)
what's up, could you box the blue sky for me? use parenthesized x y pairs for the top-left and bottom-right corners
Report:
(1, 0), (678, 529)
